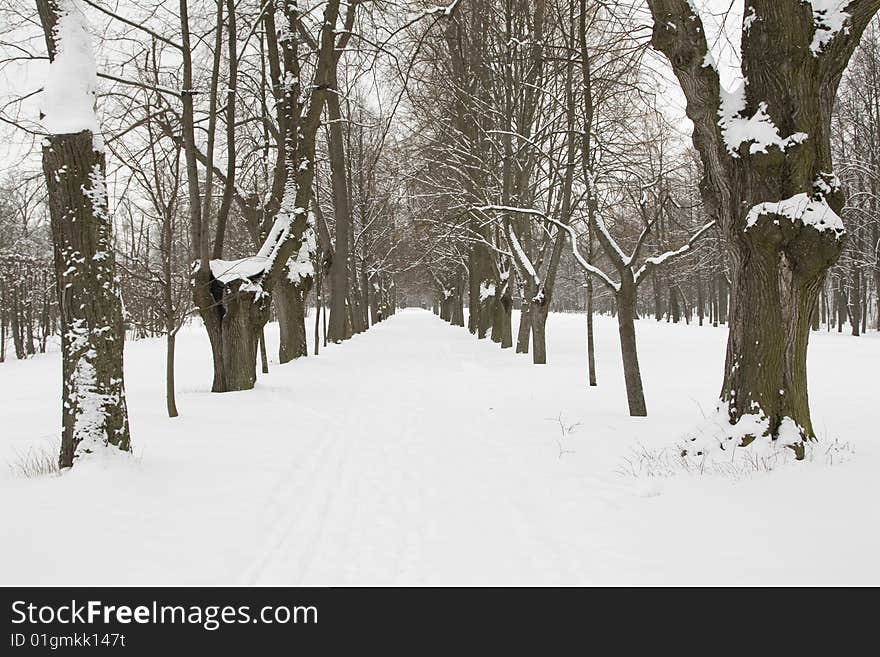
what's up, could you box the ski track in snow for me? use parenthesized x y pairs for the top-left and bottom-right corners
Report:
(1, 309), (879, 585)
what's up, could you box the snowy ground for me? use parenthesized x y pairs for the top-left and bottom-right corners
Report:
(1, 309), (878, 585)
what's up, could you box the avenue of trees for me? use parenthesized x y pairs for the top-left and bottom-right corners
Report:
(1, 0), (880, 467)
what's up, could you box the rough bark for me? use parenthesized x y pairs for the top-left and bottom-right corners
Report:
(218, 281), (266, 390)
(275, 276), (310, 363)
(42, 131), (131, 467)
(647, 0), (880, 450)
(36, 0), (131, 467)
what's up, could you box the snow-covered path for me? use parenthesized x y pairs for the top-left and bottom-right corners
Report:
(2, 309), (879, 584)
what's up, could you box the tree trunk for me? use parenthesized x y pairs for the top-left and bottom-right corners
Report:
(194, 273), (266, 393)
(259, 327), (269, 374)
(477, 288), (492, 339)
(696, 270), (705, 326)
(531, 303), (548, 364)
(850, 262), (861, 336)
(369, 276), (382, 325)
(10, 287), (24, 360)
(25, 302), (36, 355)
(652, 271), (663, 320)
(166, 332), (178, 418)
(314, 265), (322, 356)
(586, 275), (597, 386)
(669, 285), (681, 323)
(439, 294), (452, 321)
(719, 223), (838, 452)
(42, 130), (131, 467)
(217, 282), (264, 390)
(451, 272), (465, 326)
(275, 276), (309, 363)
(516, 297), (531, 354)
(492, 281), (513, 348)
(467, 250), (480, 334)
(349, 257), (366, 335)
(717, 272), (728, 324)
(646, 0), (877, 453)
(875, 265), (880, 331)
(616, 281), (647, 417)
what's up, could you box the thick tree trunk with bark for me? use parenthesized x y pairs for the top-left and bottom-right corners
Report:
(42, 131), (131, 467)
(218, 281), (267, 391)
(647, 0), (879, 452)
(275, 276), (310, 363)
(193, 272), (267, 393)
(531, 303), (549, 364)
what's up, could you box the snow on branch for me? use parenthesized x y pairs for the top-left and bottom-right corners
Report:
(718, 85), (808, 157)
(806, 1), (853, 55)
(505, 224), (540, 290)
(593, 211), (630, 266)
(545, 216), (619, 292)
(208, 184), (317, 292)
(209, 256), (270, 284)
(634, 220), (716, 285)
(472, 203), (617, 292)
(471, 204), (545, 290)
(425, 0), (465, 18)
(744, 193), (845, 236)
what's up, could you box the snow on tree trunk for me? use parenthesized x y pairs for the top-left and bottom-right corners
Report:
(648, 0), (880, 456)
(37, 0), (131, 467)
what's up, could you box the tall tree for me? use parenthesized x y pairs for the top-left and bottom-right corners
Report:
(647, 0), (880, 455)
(35, 0), (131, 467)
